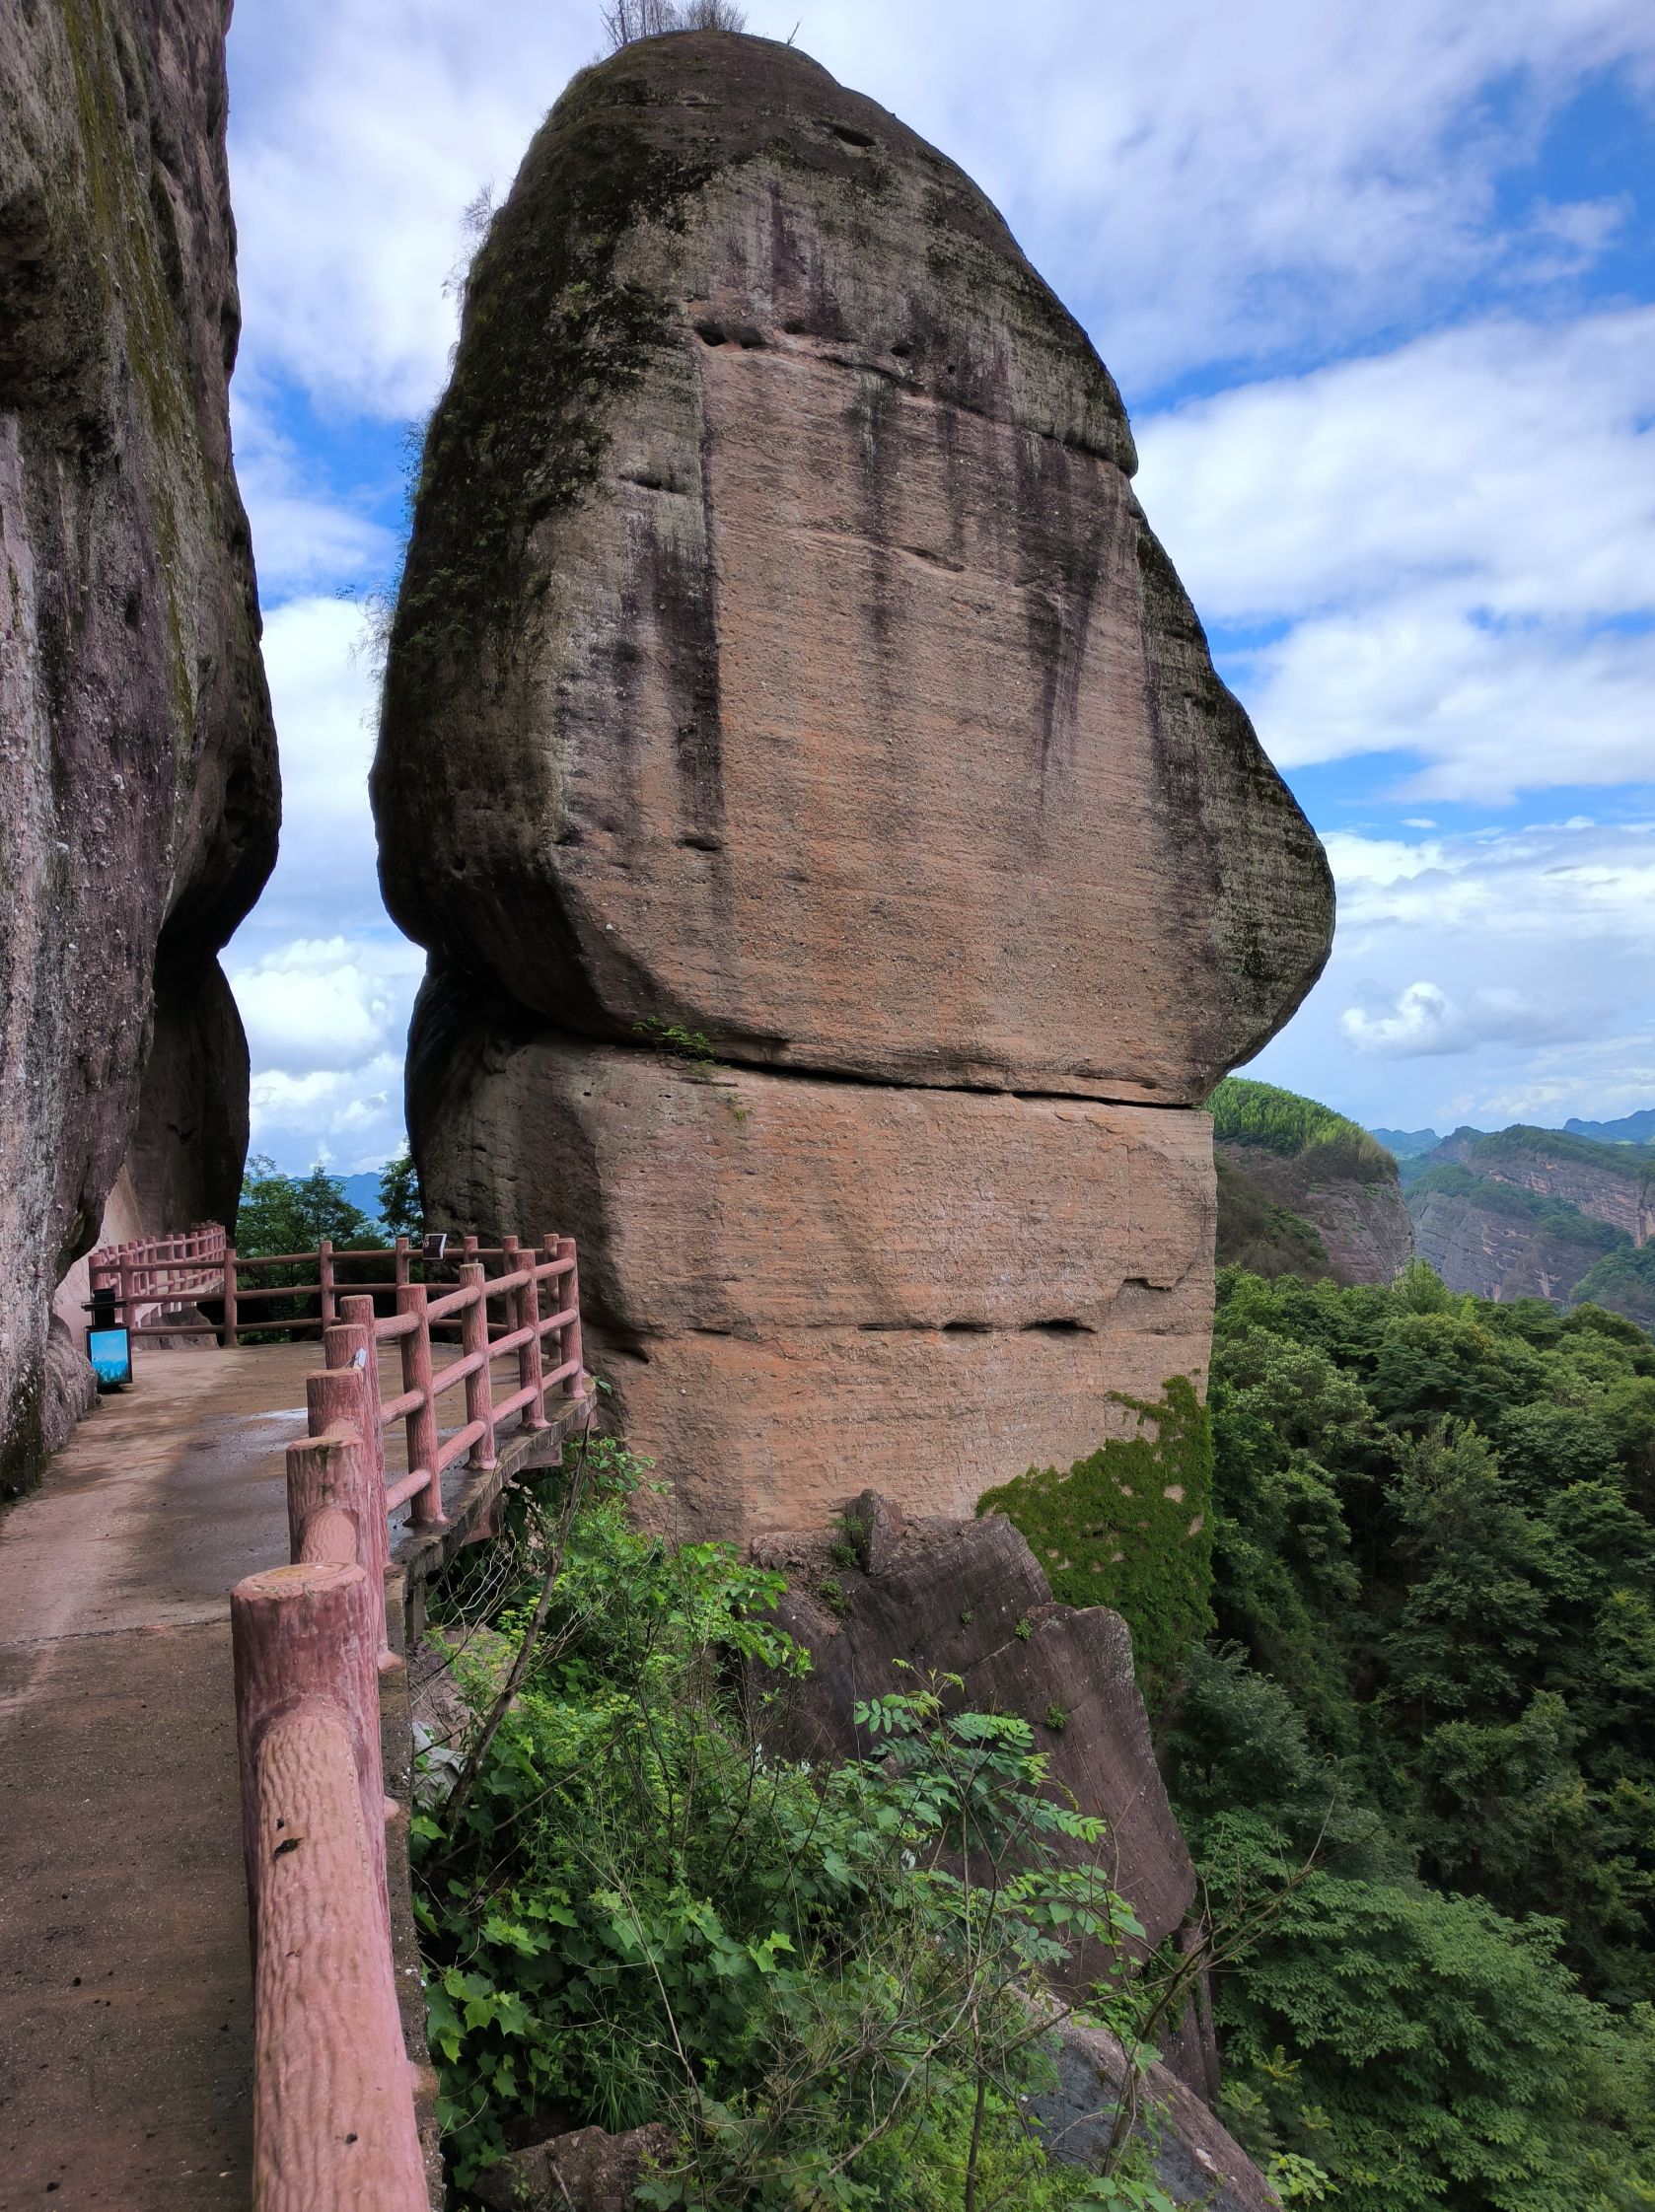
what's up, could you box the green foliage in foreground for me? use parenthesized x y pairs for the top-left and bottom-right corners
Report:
(1168, 1261), (1655, 2209)
(414, 1444), (1170, 2209)
(978, 1380), (1214, 1699)
(1207, 1078), (1397, 1183)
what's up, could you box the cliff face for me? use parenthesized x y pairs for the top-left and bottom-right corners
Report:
(1406, 1129), (1655, 1329)
(1462, 1128), (1655, 1248)
(376, 33), (1332, 1537)
(1215, 1139), (1413, 1286)
(1406, 1167), (1622, 1305)
(0, 0), (278, 1490)
(1210, 1079), (1410, 1288)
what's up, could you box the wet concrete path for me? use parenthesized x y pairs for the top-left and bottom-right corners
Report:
(0, 1345), (380, 2208)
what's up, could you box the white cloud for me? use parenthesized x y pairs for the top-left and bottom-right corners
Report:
(243, 595), (386, 938)
(1339, 978), (1605, 1058)
(248, 1053), (409, 1176)
(225, 0), (1655, 416)
(232, 391), (398, 601)
(229, 935), (425, 1075)
(1136, 309), (1655, 798)
(1245, 818), (1655, 1122)
(224, 599), (422, 1176)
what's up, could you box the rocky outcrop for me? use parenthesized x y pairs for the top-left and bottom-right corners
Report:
(0, 0), (278, 1490)
(472, 2123), (674, 2212)
(753, 1495), (1200, 1988)
(1035, 2018), (1277, 2211)
(378, 32), (1331, 1534)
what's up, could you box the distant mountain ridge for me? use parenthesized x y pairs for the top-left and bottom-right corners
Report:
(1401, 1118), (1655, 1330)
(1565, 1106), (1655, 1146)
(1369, 1126), (1443, 1160)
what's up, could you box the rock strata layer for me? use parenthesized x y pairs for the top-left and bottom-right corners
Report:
(379, 32), (1332, 1535)
(411, 977), (1214, 1535)
(0, 0), (278, 1488)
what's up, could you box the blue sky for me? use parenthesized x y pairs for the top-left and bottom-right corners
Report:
(221, 0), (1655, 1170)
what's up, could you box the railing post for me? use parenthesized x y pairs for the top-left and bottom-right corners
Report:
(395, 1283), (445, 1529)
(556, 1234), (585, 1397)
(318, 1238), (336, 1329)
(517, 1245), (547, 1434)
(117, 1255), (134, 1335)
(230, 1560), (390, 1941)
(332, 1299), (387, 1496)
(458, 1262), (496, 1469)
(300, 1367), (391, 1617)
(222, 1244), (239, 1350)
(229, 1561), (426, 2211)
(394, 1236), (410, 1293)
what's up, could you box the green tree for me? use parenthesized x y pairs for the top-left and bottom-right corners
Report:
(378, 1150), (423, 1241)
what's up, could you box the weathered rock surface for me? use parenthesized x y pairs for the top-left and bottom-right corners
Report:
(1035, 2017), (1277, 2211)
(472, 2123), (675, 2212)
(412, 980), (1215, 1534)
(1407, 1174), (1620, 1306)
(1452, 1127), (1654, 1248)
(753, 1496), (1199, 1973)
(0, 0), (276, 1488)
(376, 33), (1330, 1100)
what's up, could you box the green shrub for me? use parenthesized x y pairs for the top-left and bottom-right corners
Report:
(414, 1443), (1158, 2206)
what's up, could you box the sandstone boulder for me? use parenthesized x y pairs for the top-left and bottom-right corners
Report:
(471, 2123), (675, 2212)
(376, 33), (1331, 1103)
(753, 1496), (1198, 1965)
(0, 0), (277, 1488)
(411, 977), (1214, 1534)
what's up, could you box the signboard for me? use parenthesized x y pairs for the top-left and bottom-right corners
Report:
(87, 1325), (133, 1391)
(422, 1232), (448, 1261)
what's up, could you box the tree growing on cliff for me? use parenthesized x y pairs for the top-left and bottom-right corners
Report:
(602, 0), (746, 49)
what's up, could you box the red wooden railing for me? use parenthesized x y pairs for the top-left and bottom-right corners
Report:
(85, 1226), (566, 1348)
(221, 1232), (588, 2211)
(87, 1223), (228, 1332)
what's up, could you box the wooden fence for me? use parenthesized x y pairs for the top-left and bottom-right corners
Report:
(84, 1227), (556, 1348)
(223, 1235), (587, 2209)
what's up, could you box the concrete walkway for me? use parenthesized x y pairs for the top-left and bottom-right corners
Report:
(0, 1345), (374, 2209)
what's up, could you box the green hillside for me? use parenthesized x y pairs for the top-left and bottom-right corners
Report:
(1209, 1079), (1411, 1288)
(1173, 1259), (1655, 2208)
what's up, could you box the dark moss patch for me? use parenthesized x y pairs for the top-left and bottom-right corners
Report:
(978, 1378), (1214, 1702)
(385, 74), (721, 694)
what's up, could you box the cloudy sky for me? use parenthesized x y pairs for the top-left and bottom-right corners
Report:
(221, 0), (1655, 1169)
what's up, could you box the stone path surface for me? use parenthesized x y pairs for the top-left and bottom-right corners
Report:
(0, 1344), (396, 2209)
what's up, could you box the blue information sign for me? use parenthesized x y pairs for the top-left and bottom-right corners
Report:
(87, 1326), (133, 1390)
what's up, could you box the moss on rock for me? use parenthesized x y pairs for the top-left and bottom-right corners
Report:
(977, 1377), (1214, 1698)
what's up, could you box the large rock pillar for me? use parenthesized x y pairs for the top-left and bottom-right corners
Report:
(376, 32), (1332, 1539)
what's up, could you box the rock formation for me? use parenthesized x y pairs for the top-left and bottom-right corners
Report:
(375, 32), (1332, 1534)
(1216, 1137), (1413, 1287)
(754, 1495), (1199, 1963)
(0, 0), (278, 1489)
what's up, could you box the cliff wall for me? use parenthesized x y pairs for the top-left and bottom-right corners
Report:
(0, 0), (278, 1489)
(375, 33), (1332, 1538)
